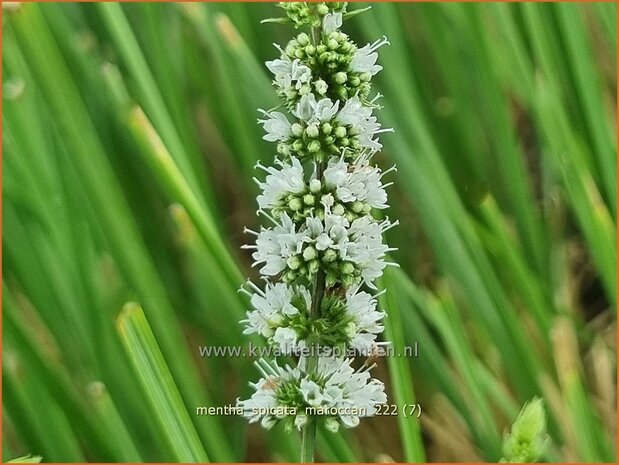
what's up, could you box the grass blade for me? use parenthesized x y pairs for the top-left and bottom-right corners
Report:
(116, 303), (209, 463)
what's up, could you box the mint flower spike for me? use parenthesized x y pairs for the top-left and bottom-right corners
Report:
(500, 397), (551, 463)
(238, 3), (394, 461)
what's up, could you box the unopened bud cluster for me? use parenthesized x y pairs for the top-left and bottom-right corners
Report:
(274, 1), (347, 29)
(238, 2), (395, 434)
(279, 30), (373, 105)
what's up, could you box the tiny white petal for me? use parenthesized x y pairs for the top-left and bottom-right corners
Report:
(323, 12), (342, 35)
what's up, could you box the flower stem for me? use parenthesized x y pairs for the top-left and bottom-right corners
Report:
(300, 416), (317, 463)
(300, 160), (325, 463)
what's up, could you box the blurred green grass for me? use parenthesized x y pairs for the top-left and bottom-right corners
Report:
(2, 2), (616, 462)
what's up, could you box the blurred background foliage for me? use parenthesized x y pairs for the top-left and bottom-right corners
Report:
(2, 1), (616, 462)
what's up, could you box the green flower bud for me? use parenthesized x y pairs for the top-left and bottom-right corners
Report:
(333, 203), (345, 216)
(336, 86), (349, 100)
(309, 179), (322, 193)
(288, 197), (303, 211)
(305, 123), (320, 138)
(305, 44), (316, 56)
(292, 139), (304, 151)
(322, 249), (337, 263)
(351, 201), (364, 213)
(314, 79), (328, 95)
(316, 3), (329, 15)
(277, 144), (290, 156)
(303, 194), (315, 206)
(316, 44), (327, 54)
(269, 313), (284, 326)
(334, 72), (348, 84)
(340, 261), (355, 275)
(295, 49), (306, 59)
(308, 259), (320, 275)
(303, 245), (317, 261)
(291, 123), (304, 137)
(325, 271), (338, 287)
(339, 41), (352, 53)
(349, 75), (361, 86)
(334, 126), (347, 138)
(297, 33), (310, 46)
(362, 203), (372, 214)
(345, 211), (356, 222)
(307, 140), (321, 153)
(342, 274), (357, 287)
(360, 72), (372, 82)
(285, 89), (298, 100)
(344, 321), (357, 338)
(321, 122), (333, 135)
(327, 31), (339, 41)
(299, 84), (311, 95)
(287, 255), (302, 270)
(340, 137), (350, 147)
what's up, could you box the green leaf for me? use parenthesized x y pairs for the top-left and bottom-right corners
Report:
(116, 303), (209, 463)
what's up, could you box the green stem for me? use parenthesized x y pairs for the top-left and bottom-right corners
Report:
(300, 159), (325, 463)
(300, 16), (324, 463)
(300, 416), (317, 463)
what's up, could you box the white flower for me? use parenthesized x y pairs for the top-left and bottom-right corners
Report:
(255, 158), (306, 211)
(336, 96), (389, 151)
(293, 93), (340, 123)
(238, 356), (386, 431)
(322, 12), (343, 35)
(301, 356), (388, 427)
(237, 359), (303, 429)
(266, 54), (312, 93)
(244, 213), (302, 276)
(273, 327), (299, 352)
(290, 60), (312, 86)
(344, 287), (385, 352)
(300, 379), (326, 407)
(247, 210), (396, 287)
(323, 154), (394, 209)
(239, 357), (387, 431)
(301, 211), (350, 253)
(241, 281), (385, 352)
(259, 110), (292, 142)
(341, 216), (398, 288)
(241, 281), (310, 338)
(350, 36), (390, 76)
